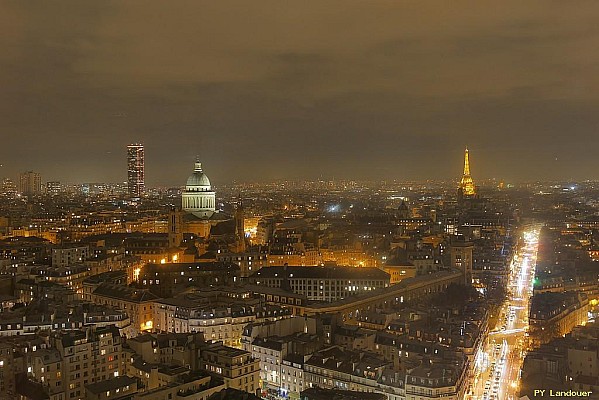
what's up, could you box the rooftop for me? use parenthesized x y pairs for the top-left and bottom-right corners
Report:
(93, 283), (160, 302)
(301, 387), (386, 400)
(202, 342), (250, 358)
(143, 261), (239, 273)
(85, 375), (137, 394)
(250, 265), (390, 280)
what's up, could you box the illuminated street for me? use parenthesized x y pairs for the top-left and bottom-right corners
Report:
(472, 227), (541, 400)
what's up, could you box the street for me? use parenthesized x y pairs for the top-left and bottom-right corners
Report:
(471, 227), (541, 400)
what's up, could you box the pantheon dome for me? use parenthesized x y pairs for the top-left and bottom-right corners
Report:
(182, 160), (216, 218)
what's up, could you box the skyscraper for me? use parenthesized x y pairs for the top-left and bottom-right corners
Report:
(46, 181), (62, 196)
(127, 144), (145, 196)
(1, 178), (17, 197)
(19, 171), (41, 196)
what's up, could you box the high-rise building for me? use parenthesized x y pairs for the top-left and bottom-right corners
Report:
(46, 181), (62, 196)
(1, 178), (17, 197)
(459, 147), (476, 197)
(127, 143), (145, 196)
(18, 171), (41, 196)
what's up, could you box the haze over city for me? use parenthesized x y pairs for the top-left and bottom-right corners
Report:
(2, 1), (599, 184)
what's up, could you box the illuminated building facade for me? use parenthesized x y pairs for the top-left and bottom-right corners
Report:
(125, 233), (175, 264)
(46, 181), (62, 195)
(52, 245), (90, 268)
(52, 325), (125, 398)
(248, 265), (390, 302)
(127, 143), (145, 196)
(459, 148), (476, 197)
(529, 291), (589, 347)
(168, 159), (231, 246)
(1, 178), (17, 196)
(88, 283), (159, 336)
(217, 251), (268, 277)
(153, 298), (255, 347)
(382, 264), (417, 284)
(181, 159), (216, 218)
(200, 342), (260, 393)
(31, 264), (90, 299)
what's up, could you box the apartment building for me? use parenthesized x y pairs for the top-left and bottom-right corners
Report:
(248, 265), (390, 302)
(200, 342), (260, 394)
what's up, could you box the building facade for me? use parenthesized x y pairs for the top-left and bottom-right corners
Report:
(19, 171), (42, 196)
(450, 236), (473, 286)
(88, 283), (160, 337)
(248, 265), (390, 302)
(201, 342), (260, 394)
(167, 159), (231, 246)
(52, 245), (90, 268)
(529, 291), (589, 347)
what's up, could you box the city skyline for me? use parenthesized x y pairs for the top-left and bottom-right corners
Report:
(2, 143), (597, 188)
(2, 2), (599, 184)
(3, 143), (597, 188)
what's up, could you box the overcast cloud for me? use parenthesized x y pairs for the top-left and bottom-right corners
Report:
(1, 1), (598, 185)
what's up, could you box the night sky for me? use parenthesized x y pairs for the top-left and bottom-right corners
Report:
(1, 1), (598, 185)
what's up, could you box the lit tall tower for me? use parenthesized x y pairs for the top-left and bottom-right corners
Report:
(459, 148), (476, 197)
(127, 144), (145, 196)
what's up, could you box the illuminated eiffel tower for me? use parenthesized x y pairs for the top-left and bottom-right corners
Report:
(459, 148), (476, 196)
